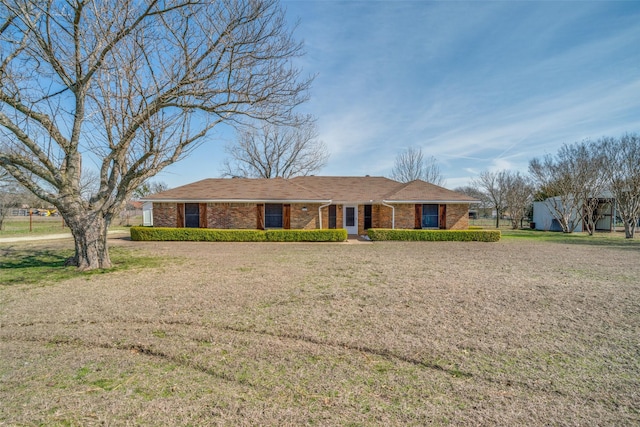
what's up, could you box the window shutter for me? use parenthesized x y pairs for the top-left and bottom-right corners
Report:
(364, 205), (372, 229)
(328, 205), (337, 229)
(415, 204), (422, 229)
(199, 203), (207, 228)
(439, 204), (447, 229)
(283, 204), (291, 229)
(177, 203), (185, 228)
(257, 204), (264, 230)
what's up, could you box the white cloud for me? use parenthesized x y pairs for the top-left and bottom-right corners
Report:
(285, 1), (640, 184)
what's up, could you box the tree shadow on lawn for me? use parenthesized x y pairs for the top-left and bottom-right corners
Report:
(0, 246), (70, 268)
(1, 245), (163, 286)
(0, 246), (76, 286)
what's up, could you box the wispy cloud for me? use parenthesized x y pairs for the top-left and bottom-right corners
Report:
(286, 1), (640, 186)
(162, 1), (640, 188)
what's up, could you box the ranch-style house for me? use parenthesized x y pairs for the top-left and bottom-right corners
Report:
(142, 176), (478, 235)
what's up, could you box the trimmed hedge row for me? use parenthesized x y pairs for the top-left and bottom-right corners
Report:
(130, 227), (265, 242)
(367, 228), (501, 242)
(264, 229), (347, 242)
(130, 227), (347, 242)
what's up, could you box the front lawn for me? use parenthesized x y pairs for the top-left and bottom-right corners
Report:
(1, 235), (638, 425)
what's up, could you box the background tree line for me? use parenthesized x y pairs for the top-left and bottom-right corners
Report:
(454, 133), (640, 238)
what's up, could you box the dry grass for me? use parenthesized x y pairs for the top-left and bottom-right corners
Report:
(0, 215), (142, 237)
(1, 236), (639, 425)
(0, 215), (68, 237)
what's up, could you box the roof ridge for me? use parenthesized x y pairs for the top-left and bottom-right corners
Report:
(291, 175), (392, 179)
(383, 179), (415, 199)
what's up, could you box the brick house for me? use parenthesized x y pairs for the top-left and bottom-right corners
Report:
(143, 176), (478, 235)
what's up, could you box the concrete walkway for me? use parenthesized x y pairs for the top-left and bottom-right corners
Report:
(0, 229), (128, 244)
(345, 235), (373, 244)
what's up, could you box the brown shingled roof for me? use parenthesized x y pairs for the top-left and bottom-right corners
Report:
(144, 178), (328, 202)
(290, 176), (400, 202)
(144, 176), (478, 204)
(384, 180), (479, 203)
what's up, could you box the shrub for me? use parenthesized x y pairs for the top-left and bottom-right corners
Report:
(130, 227), (348, 242)
(265, 229), (347, 242)
(367, 228), (500, 242)
(130, 227), (266, 242)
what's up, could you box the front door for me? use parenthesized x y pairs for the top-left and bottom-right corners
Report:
(344, 205), (358, 235)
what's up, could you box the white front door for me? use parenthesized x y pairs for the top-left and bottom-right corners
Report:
(344, 205), (358, 235)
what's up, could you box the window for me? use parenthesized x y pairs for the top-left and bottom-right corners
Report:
(185, 203), (200, 228)
(364, 205), (372, 229)
(421, 204), (439, 228)
(345, 206), (355, 227)
(328, 205), (337, 229)
(264, 203), (283, 228)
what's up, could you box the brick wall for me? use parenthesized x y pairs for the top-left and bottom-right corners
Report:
(445, 203), (469, 230)
(380, 203), (470, 230)
(155, 202), (322, 230)
(375, 204), (393, 229)
(393, 204), (416, 229)
(357, 204), (393, 234)
(290, 203), (320, 229)
(154, 201), (470, 231)
(207, 203), (257, 229)
(320, 205), (343, 230)
(153, 203), (178, 227)
(207, 204), (228, 228)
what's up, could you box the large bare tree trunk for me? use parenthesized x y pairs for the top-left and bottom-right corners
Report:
(0, 0), (311, 271)
(623, 218), (636, 239)
(64, 213), (111, 270)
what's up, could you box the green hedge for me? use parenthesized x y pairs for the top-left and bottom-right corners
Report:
(367, 228), (501, 242)
(130, 227), (347, 242)
(130, 227), (265, 242)
(265, 229), (347, 242)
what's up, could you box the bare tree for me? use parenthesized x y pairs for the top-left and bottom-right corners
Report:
(454, 185), (489, 206)
(529, 141), (605, 234)
(599, 133), (640, 238)
(0, 169), (19, 229)
(473, 170), (507, 228)
(222, 120), (328, 178)
(391, 147), (445, 186)
(134, 181), (170, 199)
(576, 144), (607, 236)
(454, 185), (490, 220)
(0, 0), (311, 269)
(501, 171), (534, 229)
(79, 168), (100, 202)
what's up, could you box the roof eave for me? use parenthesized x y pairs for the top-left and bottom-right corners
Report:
(382, 199), (479, 204)
(142, 198), (332, 204)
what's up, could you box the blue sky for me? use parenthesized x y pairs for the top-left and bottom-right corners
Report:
(157, 0), (640, 190)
